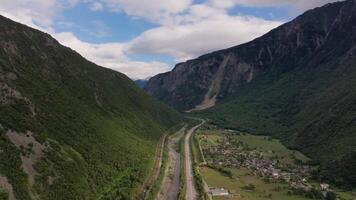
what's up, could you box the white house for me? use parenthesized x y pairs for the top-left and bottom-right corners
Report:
(209, 188), (229, 196)
(320, 183), (330, 191)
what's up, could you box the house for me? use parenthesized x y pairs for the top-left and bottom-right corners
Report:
(272, 170), (279, 179)
(209, 188), (229, 196)
(320, 183), (330, 191)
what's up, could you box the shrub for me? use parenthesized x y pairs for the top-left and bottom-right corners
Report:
(325, 192), (337, 200)
(0, 188), (8, 200)
(242, 184), (256, 191)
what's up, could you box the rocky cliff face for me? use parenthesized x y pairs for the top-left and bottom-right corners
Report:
(145, 0), (356, 111)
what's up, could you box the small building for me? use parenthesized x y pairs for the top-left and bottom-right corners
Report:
(320, 183), (330, 191)
(209, 188), (229, 196)
(272, 170), (279, 179)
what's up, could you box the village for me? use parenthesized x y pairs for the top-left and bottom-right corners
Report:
(198, 131), (338, 200)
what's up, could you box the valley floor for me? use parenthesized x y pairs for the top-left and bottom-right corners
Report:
(195, 126), (356, 200)
(147, 119), (206, 200)
(156, 126), (186, 200)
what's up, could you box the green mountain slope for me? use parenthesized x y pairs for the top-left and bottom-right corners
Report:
(0, 15), (181, 199)
(197, 3), (356, 189)
(146, 0), (356, 189)
(200, 50), (356, 188)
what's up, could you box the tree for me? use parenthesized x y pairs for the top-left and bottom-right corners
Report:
(242, 184), (256, 191)
(0, 189), (8, 200)
(325, 192), (337, 200)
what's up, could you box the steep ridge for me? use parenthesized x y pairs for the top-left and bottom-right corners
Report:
(146, 0), (356, 188)
(145, 0), (352, 110)
(0, 15), (181, 199)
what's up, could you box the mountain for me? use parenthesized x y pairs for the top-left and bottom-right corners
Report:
(146, 0), (356, 188)
(134, 79), (148, 88)
(0, 15), (181, 200)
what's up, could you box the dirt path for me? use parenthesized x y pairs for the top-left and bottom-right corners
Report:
(157, 126), (186, 200)
(185, 119), (205, 200)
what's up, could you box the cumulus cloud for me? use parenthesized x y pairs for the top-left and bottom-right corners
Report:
(109, 61), (170, 80)
(209, 0), (340, 12)
(89, 0), (193, 25)
(0, 0), (79, 29)
(53, 32), (170, 79)
(124, 0), (338, 62)
(128, 4), (282, 61)
(90, 2), (104, 11)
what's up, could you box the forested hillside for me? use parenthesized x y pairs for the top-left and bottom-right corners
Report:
(0, 15), (181, 200)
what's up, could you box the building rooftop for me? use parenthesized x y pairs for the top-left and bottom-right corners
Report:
(209, 188), (229, 196)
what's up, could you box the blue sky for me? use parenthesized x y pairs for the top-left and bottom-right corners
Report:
(0, 0), (338, 79)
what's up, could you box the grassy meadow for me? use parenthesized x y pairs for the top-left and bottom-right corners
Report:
(201, 167), (310, 200)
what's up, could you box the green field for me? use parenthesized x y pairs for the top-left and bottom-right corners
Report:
(201, 167), (310, 200)
(233, 134), (309, 165)
(198, 131), (223, 147)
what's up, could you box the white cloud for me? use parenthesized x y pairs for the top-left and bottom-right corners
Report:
(91, 0), (193, 25)
(209, 0), (340, 12)
(90, 2), (104, 11)
(54, 32), (170, 79)
(125, 0), (339, 62)
(0, 0), (56, 30)
(128, 4), (282, 61)
(0, 0), (79, 29)
(51, 2), (282, 77)
(109, 61), (170, 80)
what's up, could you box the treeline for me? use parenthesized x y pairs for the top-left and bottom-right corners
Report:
(192, 164), (209, 200)
(145, 137), (169, 200)
(189, 127), (209, 200)
(319, 151), (356, 190)
(177, 137), (186, 200)
(290, 188), (337, 200)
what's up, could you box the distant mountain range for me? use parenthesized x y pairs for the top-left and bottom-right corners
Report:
(0, 15), (181, 199)
(146, 0), (356, 188)
(134, 79), (149, 88)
